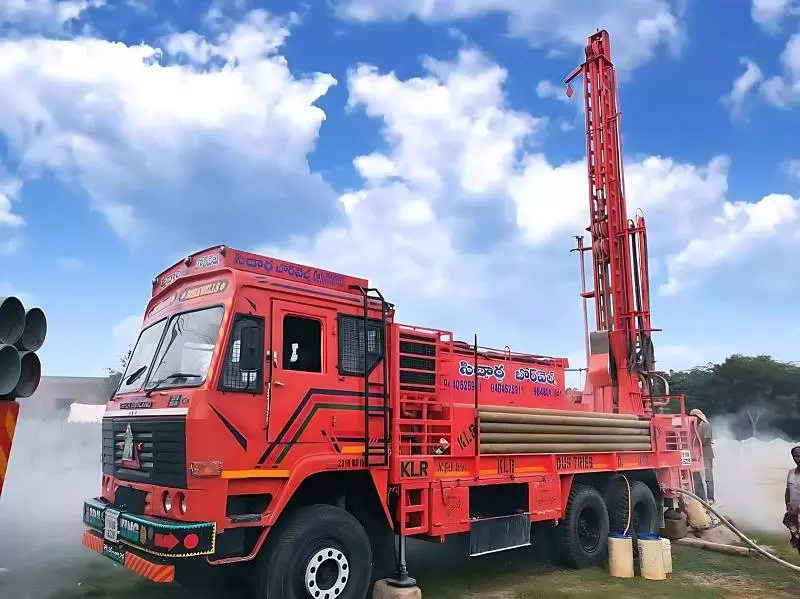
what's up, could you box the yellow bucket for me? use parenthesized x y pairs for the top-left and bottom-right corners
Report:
(661, 538), (673, 574)
(608, 533), (634, 578)
(637, 534), (667, 580)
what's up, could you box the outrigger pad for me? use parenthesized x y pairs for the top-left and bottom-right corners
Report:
(83, 498), (216, 558)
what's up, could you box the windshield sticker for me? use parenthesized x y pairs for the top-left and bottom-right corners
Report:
(148, 292), (177, 318)
(179, 280), (228, 301)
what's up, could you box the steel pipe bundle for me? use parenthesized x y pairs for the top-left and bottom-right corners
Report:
(0, 296), (47, 399)
(476, 405), (652, 454)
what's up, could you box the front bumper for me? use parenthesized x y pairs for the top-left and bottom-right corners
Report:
(82, 530), (176, 583)
(82, 497), (217, 581)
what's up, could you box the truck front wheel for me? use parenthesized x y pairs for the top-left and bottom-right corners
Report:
(256, 504), (373, 599)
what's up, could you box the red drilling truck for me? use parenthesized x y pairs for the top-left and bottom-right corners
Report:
(81, 30), (705, 599)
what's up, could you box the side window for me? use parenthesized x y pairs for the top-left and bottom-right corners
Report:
(219, 314), (264, 393)
(282, 315), (322, 373)
(337, 315), (384, 376)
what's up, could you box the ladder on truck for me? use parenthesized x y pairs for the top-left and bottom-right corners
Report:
(394, 326), (455, 535)
(351, 286), (390, 467)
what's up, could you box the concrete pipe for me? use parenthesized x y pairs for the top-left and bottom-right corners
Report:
(468, 404), (642, 421)
(479, 432), (650, 444)
(479, 422), (651, 436)
(13, 351), (41, 398)
(0, 296), (25, 346)
(16, 307), (47, 352)
(0, 344), (21, 396)
(480, 442), (652, 454)
(479, 411), (652, 429)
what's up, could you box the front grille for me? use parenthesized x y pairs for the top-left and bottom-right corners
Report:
(102, 416), (187, 488)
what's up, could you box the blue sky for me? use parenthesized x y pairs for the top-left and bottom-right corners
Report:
(1, 0), (799, 380)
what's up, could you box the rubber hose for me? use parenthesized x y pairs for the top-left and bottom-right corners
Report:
(666, 487), (800, 573)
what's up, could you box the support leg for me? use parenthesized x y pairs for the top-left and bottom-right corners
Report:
(387, 534), (417, 588)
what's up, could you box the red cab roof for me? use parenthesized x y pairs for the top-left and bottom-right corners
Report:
(151, 245), (369, 298)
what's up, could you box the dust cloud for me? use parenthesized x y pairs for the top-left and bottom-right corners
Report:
(0, 409), (102, 598)
(711, 416), (797, 533)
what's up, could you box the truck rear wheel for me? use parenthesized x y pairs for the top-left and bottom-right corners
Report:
(557, 484), (610, 569)
(607, 480), (659, 536)
(255, 504), (372, 599)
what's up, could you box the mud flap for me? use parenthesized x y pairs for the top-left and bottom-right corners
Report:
(469, 512), (531, 557)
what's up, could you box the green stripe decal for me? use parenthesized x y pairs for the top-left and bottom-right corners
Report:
(274, 402), (384, 464)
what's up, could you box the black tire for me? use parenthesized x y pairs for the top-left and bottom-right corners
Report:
(255, 504), (372, 599)
(607, 480), (659, 536)
(606, 479), (659, 557)
(557, 484), (610, 569)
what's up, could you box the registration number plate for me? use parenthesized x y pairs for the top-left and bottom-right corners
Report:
(103, 542), (125, 564)
(681, 450), (692, 466)
(104, 508), (121, 543)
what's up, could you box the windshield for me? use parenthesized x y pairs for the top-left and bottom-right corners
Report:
(115, 306), (225, 395)
(145, 306), (225, 391)
(117, 319), (168, 394)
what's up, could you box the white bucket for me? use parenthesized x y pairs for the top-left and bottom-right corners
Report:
(608, 533), (634, 578)
(661, 538), (672, 574)
(637, 534), (667, 580)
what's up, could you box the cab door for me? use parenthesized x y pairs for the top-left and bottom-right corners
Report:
(265, 298), (337, 448)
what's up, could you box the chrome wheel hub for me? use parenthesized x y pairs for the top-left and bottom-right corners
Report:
(304, 547), (349, 598)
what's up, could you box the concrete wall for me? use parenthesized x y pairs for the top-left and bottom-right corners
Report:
(16, 375), (115, 421)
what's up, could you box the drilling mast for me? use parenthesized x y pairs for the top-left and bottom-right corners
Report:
(565, 30), (657, 416)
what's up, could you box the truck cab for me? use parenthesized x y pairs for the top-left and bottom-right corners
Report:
(83, 245), (393, 593)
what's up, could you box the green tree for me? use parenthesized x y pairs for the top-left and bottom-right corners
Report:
(667, 354), (800, 440)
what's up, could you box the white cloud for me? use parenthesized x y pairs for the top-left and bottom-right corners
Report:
(346, 48), (543, 197)
(0, 8), (339, 249)
(0, 0), (103, 29)
(751, 0), (800, 31)
(0, 178), (25, 254)
(760, 33), (800, 108)
(721, 57), (764, 120)
(335, 0), (686, 74)
(268, 48), (535, 316)
(0, 178), (24, 229)
(662, 193), (800, 295)
(509, 154), (729, 246)
(536, 80), (570, 103)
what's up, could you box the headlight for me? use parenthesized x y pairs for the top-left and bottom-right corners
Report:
(177, 492), (187, 515)
(162, 491), (172, 513)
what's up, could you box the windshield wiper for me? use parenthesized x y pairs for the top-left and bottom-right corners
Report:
(145, 372), (201, 397)
(124, 366), (147, 387)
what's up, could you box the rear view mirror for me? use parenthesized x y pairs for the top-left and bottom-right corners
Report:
(238, 325), (263, 372)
